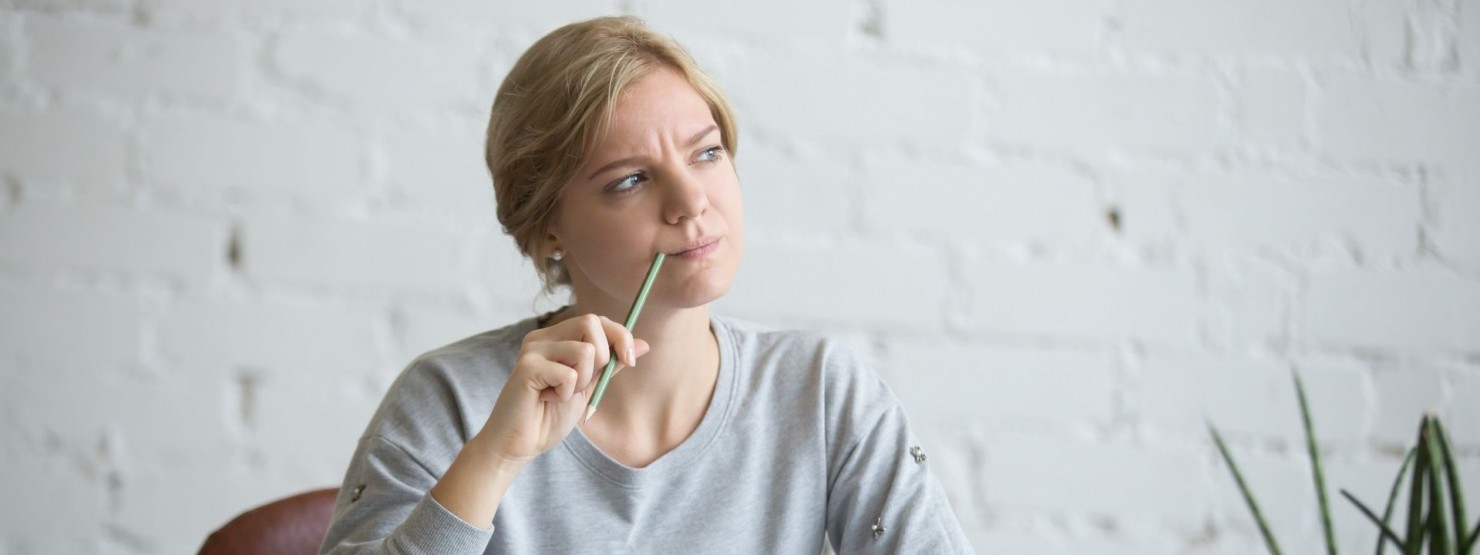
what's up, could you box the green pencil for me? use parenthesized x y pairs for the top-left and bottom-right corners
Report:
(584, 251), (665, 423)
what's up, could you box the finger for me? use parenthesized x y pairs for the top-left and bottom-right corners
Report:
(560, 314), (611, 369)
(597, 315), (638, 367)
(610, 339), (650, 379)
(521, 358), (579, 402)
(525, 340), (598, 392)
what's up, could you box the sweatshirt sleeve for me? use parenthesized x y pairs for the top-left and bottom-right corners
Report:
(317, 436), (494, 555)
(820, 344), (976, 554)
(318, 354), (501, 555)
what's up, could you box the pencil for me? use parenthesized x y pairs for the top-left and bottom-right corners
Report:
(584, 251), (665, 423)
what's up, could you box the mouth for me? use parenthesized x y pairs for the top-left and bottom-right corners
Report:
(668, 236), (721, 258)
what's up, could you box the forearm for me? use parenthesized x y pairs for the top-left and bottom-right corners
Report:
(429, 436), (526, 529)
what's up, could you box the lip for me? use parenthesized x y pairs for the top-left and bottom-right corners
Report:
(669, 236), (721, 259)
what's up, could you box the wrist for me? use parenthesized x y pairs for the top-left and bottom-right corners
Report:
(467, 433), (532, 477)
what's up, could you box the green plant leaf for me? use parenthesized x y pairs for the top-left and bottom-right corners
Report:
(1465, 517), (1479, 554)
(1423, 418), (1451, 555)
(1373, 449), (1420, 555)
(1209, 423), (1284, 555)
(1343, 488), (1409, 552)
(1432, 419), (1468, 551)
(1296, 370), (1339, 555)
(1407, 419), (1431, 555)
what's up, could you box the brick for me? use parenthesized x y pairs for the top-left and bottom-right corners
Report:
(0, 108), (127, 186)
(983, 433), (1209, 526)
(1449, 372), (1480, 446)
(1317, 74), (1480, 175)
(3, 373), (234, 517)
(1429, 183), (1480, 272)
(109, 379), (236, 466)
(984, 68), (1223, 155)
(470, 226), (549, 306)
(884, 0), (1100, 55)
(1409, 0), (1464, 71)
(112, 463), (331, 553)
(392, 303), (492, 363)
(734, 144), (853, 233)
(249, 372), (379, 479)
(0, 200), (222, 281)
(1118, 0), (1357, 59)
(1354, 0), (1409, 67)
(0, 449), (106, 554)
(715, 234), (949, 329)
(860, 160), (1104, 246)
(272, 30), (483, 109)
(1207, 448), (1312, 546)
(638, 0), (853, 46)
(1137, 356), (1368, 443)
(390, 302), (569, 365)
(1464, 1), (1480, 73)
(1369, 367), (1445, 444)
(393, 0), (620, 30)
(965, 529), (1156, 555)
(140, 0), (367, 20)
(382, 123), (496, 215)
(158, 297), (382, 373)
(883, 339), (1114, 428)
(1302, 267), (1480, 351)
(1235, 69), (1306, 149)
(1115, 171), (1422, 258)
(242, 215), (467, 297)
(961, 260), (1200, 345)
(1203, 258), (1287, 348)
(24, 15), (238, 99)
(726, 57), (973, 146)
(3, 0), (128, 11)
(0, 18), (17, 84)
(0, 284), (139, 367)
(139, 113), (362, 199)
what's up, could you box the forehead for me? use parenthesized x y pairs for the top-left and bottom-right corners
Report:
(603, 66), (716, 141)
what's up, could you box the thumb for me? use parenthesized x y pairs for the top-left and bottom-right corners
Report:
(612, 339), (651, 377)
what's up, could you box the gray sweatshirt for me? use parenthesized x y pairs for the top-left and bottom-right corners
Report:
(319, 314), (975, 554)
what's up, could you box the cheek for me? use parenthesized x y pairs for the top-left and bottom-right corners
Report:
(717, 172), (744, 224)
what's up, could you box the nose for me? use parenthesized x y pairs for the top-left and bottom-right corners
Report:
(662, 167), (709, 225)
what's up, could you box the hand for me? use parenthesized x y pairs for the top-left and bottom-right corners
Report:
(472, 313), (648, 470)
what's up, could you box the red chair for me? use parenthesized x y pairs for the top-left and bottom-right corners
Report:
(199, 488), (339, 555)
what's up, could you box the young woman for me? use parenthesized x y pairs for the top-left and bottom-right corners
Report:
(320, 16), (974, 554)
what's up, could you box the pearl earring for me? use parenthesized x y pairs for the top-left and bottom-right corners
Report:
(550, 249), (563, 262)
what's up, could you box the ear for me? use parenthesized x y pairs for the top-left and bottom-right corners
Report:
(545, 232), (561, 255)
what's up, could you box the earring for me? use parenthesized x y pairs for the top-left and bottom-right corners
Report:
(550, 249), (563, 262)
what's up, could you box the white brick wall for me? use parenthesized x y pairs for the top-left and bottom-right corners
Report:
(1, 1), (1478, 553)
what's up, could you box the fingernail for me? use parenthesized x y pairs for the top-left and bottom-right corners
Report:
(626, 346), (636, 366)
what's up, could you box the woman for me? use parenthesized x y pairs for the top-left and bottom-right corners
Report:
(320, 16), (973, 554)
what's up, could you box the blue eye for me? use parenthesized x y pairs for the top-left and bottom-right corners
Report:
(697, 146), (724, 163)
(607, 172), (645, 194)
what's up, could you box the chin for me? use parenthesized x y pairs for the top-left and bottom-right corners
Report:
(661, 270), (736, 309)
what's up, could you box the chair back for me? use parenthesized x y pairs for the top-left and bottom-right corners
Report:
(198, 487), (339, 555)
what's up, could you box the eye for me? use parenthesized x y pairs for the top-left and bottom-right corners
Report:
(605, 172), (646, 194)
(696, 146), (725, 163)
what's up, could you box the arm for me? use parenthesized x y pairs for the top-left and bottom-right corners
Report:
(319, 314), (648, 554)
(825, 403), (976, 554)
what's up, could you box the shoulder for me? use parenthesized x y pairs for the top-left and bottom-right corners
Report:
(362, 317), (535, 445)
(716, 315), (869, 375)
(714, 316), (894, 432)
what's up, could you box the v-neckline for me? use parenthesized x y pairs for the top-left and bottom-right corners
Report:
(545, 315), (738, 489)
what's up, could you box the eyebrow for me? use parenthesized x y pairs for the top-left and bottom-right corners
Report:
(586, 124), (720, 181)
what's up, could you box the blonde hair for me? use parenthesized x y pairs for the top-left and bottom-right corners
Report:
(485, 16), (739, 293)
